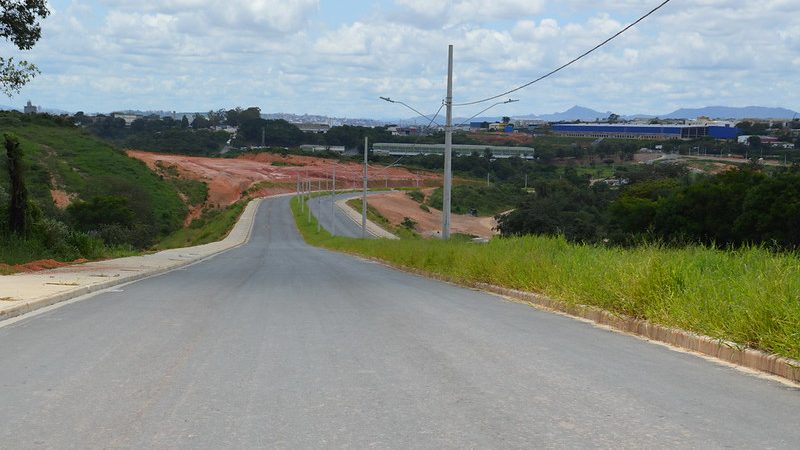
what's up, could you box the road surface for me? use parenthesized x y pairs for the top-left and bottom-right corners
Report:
(0, 196), (798, 448)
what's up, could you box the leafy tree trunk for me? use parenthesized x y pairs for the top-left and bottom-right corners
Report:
(5, 133), (29, 235)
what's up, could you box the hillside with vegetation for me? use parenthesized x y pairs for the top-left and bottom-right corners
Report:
(0, 111), (189, 267)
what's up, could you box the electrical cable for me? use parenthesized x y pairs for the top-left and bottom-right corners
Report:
(455, 99), (518, 128)
(454, 0), (672, 107)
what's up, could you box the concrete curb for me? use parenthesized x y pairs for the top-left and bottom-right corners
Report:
(354, 257), (800, 385)
(0, 197), (263, 322)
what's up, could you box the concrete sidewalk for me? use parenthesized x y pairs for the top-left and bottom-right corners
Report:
(0, 198), (263, 321)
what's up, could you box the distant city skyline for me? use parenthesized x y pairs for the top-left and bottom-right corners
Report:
(2, 1), (798, 119)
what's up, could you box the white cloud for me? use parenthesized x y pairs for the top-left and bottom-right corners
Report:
(393, 0), (544, 28)
(2, 0), (798, 117)
(100, 0), (319, 34)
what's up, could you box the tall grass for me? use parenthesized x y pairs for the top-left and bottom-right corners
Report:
(290, 196), (800, 361)
(155, 200), (248, 250)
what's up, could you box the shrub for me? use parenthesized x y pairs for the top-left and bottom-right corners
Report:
(67, 196), (134, 232)
(407, 190), (424, 203)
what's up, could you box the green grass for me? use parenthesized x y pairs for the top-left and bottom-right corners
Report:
(154, 161), (208, 206)
(290, 195), (800, 361)
(345, 198), (418, 239)
(0, 122), (187, 234)
(169, 178), (209, 206)
(0, 118), (189, 266)
(573, 165), (616, 179)
(426, 184), (523, 216)
(155, 200), (248, 250)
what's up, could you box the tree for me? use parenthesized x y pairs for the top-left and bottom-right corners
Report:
(5, 132), (29, 235)
(502, 116), (511, 124)
(191, 113), (210, 129)
(67, 196), (134, 231)
(1, 0), (50, 95)
(747, 135), (762, 148)
(180, 115), (189, 128)
(607, 113), (620, 124)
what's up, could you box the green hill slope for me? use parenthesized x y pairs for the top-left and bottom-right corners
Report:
(0, 112), (187, 265)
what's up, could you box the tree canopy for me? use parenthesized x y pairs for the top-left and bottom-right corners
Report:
(0, 0), (49, 95)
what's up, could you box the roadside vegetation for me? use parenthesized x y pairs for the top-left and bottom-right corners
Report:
(345, 197), (418, 239)
(425, 184), (522, 216)
(0, 112), (188, 269)
(290, 195), (800, 362)
(155, 200), (248, 250)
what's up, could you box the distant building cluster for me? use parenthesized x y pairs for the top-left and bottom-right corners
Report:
(737, 135), (794, 149)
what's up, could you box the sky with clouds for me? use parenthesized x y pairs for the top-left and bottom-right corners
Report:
(1, 0), (798, 118)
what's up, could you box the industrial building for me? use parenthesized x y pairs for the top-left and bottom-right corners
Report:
(551, 124), (740, 140)
(373, 143), (535, 159)
(299, 144), (346, 154)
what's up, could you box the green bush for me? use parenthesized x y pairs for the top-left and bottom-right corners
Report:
(67, 196), (135, 232)
(407, 190), (424, 203)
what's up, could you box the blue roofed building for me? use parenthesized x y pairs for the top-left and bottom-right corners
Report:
(551, 123), (740, 140)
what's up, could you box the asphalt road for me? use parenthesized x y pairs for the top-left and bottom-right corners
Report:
(307, 190), (373, 238)
(1, 196), (798, 448)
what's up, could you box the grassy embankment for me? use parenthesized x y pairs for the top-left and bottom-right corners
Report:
(155, 180), (296, 250)
(155, 200), (248, 249)
(290, 195), (800, 361)
(344, 197), (418, 239)
(0, 118), (188, 266)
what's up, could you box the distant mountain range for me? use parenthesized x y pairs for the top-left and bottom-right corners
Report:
(660, 106), (798, 120)
(514, 105), (799, 122)
(3, 103), (797, 124)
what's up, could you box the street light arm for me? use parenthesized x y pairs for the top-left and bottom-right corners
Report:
(455, 99), (519, 128)
(379, 96), (444, 126)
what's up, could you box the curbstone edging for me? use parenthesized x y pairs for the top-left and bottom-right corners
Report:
(352, 257), (800, 385)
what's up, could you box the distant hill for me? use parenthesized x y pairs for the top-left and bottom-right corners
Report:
(513, 105), (799, 122)
(523, 105), (611, 122)
(662, 106), (798, 120)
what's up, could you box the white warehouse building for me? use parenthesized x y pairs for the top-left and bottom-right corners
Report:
(373, 143), (535, 159)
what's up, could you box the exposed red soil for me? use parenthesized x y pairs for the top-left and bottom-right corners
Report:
(50, 189), (74, 209)
(0, 258), (89, 274)
(127, 150), (441, 225)
(366, 189), (498, 238)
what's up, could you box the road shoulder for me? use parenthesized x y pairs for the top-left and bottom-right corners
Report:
(0, 198), (263, 322)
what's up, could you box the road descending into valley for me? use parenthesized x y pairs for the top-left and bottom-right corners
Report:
(0, 196), (798, 448)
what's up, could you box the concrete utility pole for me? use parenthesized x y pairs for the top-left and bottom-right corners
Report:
(362, 136), (368, 238)
(298, 173), (302, 213)
(331, 163), (336, 236)
(442, 44), (454, 240)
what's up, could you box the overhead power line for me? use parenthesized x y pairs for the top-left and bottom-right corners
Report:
(380, 97), (444, 126)
(455, 99), (518, 127)
(454, 0), (673, 107)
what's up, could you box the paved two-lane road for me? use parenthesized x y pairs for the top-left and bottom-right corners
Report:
(1, 196), (798, 448)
